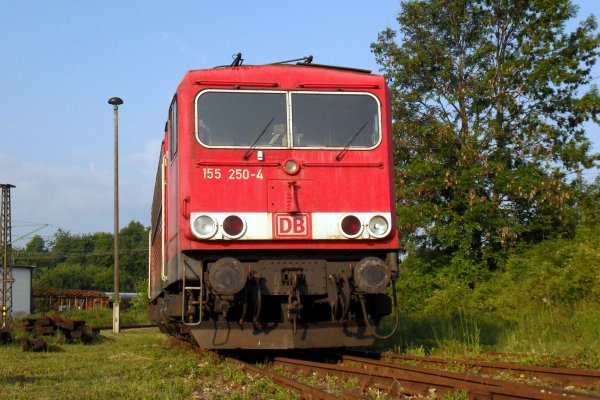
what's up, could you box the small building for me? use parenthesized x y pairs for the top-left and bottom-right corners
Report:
(12, 265), (34, 317)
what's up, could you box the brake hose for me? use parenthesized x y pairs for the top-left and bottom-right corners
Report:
(359, 279), (399, 340)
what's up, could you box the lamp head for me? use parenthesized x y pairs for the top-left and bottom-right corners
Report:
(108, 97), (124, 106)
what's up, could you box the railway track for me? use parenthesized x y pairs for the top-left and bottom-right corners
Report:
(165, 334), (599, 399)
(222, 349), (600, 399)
(226, 356), (361, 400)
(348, 351), (600, 388)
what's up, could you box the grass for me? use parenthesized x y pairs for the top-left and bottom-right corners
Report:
(0, 328), (293, 400)
(495, 300), (600, 367)
(2, 311), (596, 399)
(67, 307), (150, 327)
(376, 306), (600, 370)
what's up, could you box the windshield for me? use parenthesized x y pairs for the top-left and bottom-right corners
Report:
(197, 92), (288, 147)
(291, 93), (379, 148)
(196, 90), (380, 149)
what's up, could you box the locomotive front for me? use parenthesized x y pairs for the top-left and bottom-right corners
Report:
(149, 64), (399, 349)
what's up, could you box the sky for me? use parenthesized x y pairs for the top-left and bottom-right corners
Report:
(1, 1), (599, 247)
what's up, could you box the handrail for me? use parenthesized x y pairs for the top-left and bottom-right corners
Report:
(161, 154), (168, 281)
(147, 229), (152, 299)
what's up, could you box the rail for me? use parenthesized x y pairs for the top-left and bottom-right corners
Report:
(350, 351), (600, 388)
(328, 353), (599, 399)
(173, 337), (600, 399)
(226, 356), (356, 400)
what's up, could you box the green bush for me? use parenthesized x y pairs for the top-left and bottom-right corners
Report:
(384, 220), (600, 365)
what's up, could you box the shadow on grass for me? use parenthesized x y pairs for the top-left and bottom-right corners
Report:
(94, 333), (116, 344)
(46, 344), (66, 352)
(1, 376), (35, 385)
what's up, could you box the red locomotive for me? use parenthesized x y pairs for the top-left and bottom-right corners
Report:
(148, 56), (399, 349)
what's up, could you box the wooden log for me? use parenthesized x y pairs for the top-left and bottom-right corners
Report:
(34, 317), (52, 327)
(70, 330), (83, 340)
(54, 317), (85, 331)
(21, 337), (48, 352)
(32, 337), (48, 351)
(0, 328), (12, 345)
(20, 318), (36, 328)
(32, 326), (56, 336)
(81, 329), (95, 344)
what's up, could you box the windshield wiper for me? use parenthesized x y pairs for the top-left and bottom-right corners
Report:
(335, 120), (369, 161)
(243, 116), (275, 160)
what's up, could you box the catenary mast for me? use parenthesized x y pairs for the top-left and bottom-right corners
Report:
(0, 184), (15, 328)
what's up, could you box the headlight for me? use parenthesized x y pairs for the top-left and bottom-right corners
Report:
(192, 215), (217, 239)
(283, 159), (300, 175)
(367, 215), (390, 238)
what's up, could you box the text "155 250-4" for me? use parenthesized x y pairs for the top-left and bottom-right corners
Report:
(202, 168), (263, 180)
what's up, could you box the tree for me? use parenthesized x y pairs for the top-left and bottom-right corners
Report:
(15, 221), (150, 291)
(118, 221), (149, 279)
(25, 235), (46, 254)
(372, 0), (599, 274)
(13, 234), (51, 268)
(47, 229), (94, 265)
(89, 231), (114, 268)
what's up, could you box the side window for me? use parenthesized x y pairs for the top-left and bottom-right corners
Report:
(169, 97), (178, 158)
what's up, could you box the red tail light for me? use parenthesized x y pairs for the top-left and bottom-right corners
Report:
(340, 215), (363, 238)
(223, 215), (245, 238)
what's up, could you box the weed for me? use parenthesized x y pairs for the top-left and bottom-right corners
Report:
(444, 390), (470, 400)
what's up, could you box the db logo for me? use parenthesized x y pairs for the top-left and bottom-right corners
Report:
(274, 213), (311, 239)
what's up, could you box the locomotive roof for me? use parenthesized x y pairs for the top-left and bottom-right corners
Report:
(191, 61), (372, 74)
(181, 63), (384, 90)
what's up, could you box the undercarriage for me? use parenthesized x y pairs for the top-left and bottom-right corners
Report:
(149, 251), (398, 349)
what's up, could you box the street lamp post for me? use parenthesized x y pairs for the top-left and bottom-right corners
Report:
(108, 97), (123, 334)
